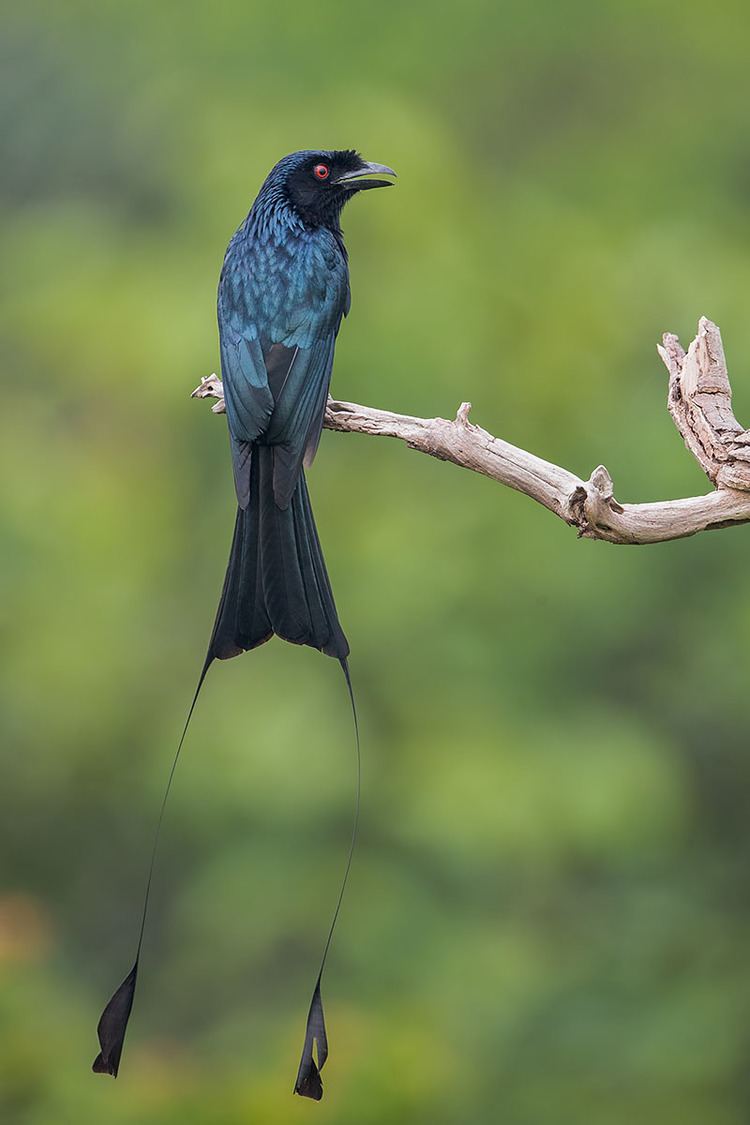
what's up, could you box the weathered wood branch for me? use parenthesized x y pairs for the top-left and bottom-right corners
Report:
(191, 317), (750, 545)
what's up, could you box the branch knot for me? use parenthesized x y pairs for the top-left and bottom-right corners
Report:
(455, 402), (473, 427)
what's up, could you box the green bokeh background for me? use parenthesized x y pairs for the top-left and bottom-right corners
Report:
(3, 2), (750, 1122)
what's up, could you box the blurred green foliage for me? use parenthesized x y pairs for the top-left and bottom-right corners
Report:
(3, 1), (750, 1121)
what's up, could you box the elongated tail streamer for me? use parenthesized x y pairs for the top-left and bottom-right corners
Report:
(92, 656), (213, 1076)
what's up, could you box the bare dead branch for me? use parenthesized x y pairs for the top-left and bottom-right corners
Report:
(191, 318), (750, 546)
(658, 317), (750, 491)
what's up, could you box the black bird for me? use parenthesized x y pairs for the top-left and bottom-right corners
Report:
(93, 150), (396, 1099)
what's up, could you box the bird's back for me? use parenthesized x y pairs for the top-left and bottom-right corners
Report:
(219, 220), (349, 381)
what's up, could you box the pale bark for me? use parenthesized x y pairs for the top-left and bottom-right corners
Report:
(191, 318), (750, 545)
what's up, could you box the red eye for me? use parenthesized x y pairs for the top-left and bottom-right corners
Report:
(313, 163), (330, 181)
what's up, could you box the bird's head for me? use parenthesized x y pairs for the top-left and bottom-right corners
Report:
(258, 150), (396, 229)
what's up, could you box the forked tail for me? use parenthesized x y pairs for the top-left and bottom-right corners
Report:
(93, 450), (357, 1102)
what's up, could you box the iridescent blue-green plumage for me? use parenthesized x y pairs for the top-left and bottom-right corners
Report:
(211, 149), (368, 659)
(92, 148), (394, 1101)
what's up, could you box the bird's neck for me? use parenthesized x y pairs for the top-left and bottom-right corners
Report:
(247, 189), (345, 244)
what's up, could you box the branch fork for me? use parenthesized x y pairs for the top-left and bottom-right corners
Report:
(192, 318), (750, 546)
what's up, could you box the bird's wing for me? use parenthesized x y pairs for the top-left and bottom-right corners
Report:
(218, 326), (275, 508)
(220, 330), (274, 441)
(219, 326), (337, 510)
(264, 333), (337, 509)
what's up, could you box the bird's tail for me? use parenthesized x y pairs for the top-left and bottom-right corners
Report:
(210, 444), (349, 661)
(92, 446), (354, 1093)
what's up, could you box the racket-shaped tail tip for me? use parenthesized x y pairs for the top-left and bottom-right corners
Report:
(294, 981), (328, 1100)
(92, 961), (139, 1078)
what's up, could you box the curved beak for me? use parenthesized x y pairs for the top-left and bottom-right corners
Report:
(333, 161), (397, 190)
